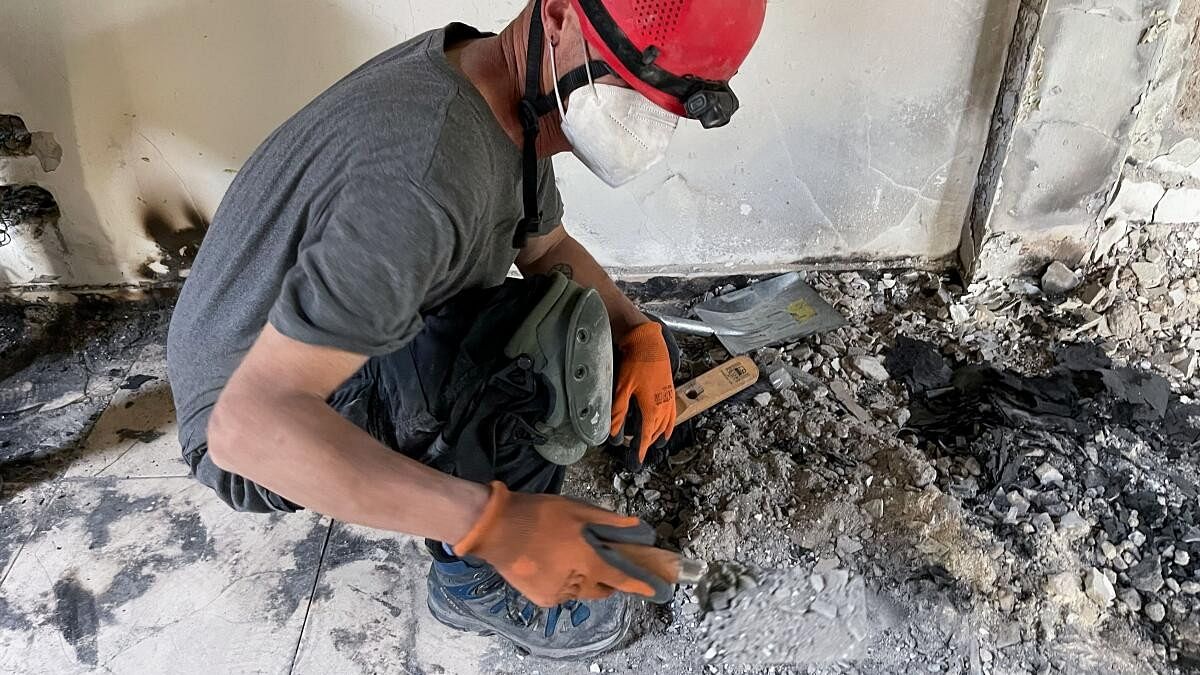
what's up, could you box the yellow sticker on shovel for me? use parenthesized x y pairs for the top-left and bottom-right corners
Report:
(787, 300), (817, 325)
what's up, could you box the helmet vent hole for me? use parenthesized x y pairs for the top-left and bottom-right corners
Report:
(632, 0), (685, 43)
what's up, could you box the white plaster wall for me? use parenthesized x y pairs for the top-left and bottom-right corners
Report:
(0, 0), (1017, 288)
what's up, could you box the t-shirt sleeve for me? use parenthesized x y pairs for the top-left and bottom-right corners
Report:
(535, 158), (564, 235)
(269, 176), (454, 356)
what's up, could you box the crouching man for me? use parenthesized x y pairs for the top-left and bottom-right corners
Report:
(167, 0), (765, 658)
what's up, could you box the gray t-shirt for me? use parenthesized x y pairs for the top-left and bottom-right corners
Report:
(167, 24), (563, 453)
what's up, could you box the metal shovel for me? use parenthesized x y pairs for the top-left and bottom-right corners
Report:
(657, 272), (845, 355)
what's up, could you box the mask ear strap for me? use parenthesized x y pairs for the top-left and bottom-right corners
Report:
(549, 42), (567, 118)
(583, 40), (597, 93)
(536, 60), (613, 115)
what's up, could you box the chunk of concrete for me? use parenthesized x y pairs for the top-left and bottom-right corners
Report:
(1084, 568), (1116, 607)
(851, 356), (890, 382)
(1041, 262), (1081, 295)
(1106, 181), (1166, 223)
(1131, 261), (1167, 289)
(1156, 188), (1200, 224)
(1148, 139), (1200, 181)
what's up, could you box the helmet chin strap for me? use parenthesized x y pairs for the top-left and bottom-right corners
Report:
(513, 0), (611, 249)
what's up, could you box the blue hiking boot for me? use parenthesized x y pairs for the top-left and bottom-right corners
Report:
(425, 541), (630, 659)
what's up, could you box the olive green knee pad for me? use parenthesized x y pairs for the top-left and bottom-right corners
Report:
(505, 272), (613, 466)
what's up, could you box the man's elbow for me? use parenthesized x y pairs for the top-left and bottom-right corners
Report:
(206, 393), (251, 474)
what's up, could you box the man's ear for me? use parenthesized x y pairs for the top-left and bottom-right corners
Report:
(542, 0), (573, 47)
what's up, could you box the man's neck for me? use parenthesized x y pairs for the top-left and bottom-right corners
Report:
(449, 15), (570, 158)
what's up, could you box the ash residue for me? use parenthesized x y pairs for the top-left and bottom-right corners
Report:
(0, 293), (173, 469)
(700, 567), (887, 667)
(563, 221), (1200, 674)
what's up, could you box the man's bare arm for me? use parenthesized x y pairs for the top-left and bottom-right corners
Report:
(517, 225), (650, 337)
(207, 324), (488, 543)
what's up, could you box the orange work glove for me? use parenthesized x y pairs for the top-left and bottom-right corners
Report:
(453, 481), (676, 608)
(610, 321), (677, 463)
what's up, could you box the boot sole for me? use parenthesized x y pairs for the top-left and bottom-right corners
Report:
(426, 595), (631, 660)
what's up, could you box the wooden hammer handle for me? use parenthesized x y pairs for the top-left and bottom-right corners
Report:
(675, 356), (760, 425)
(608, 543), (707, 585)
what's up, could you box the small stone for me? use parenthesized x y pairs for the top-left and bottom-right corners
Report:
(1119, 588), (1143, 612)
(767, 364), (795, 392)
(1058, 510), (1090, 540)
(1108, 303), (1142, 339)
(1085, 568), (1116, 606)
(1129, 558), (1166, 593)
(1096, 220), (1131, 259)
(949, 304), (971, 323)
(1041, 261), (1081, 295)
(837, 535), (863, 555)
(753, 392), (772, 407)
(1146, 602), (1167, 623)
(1035, 462), (1064, 486)
(719, 510), (737, 524)
(829, 381), (872, 422)
(1174, 351), (1198, 379)
(1031, 512), (1054, 533)
(995, 623), (1022, 649)
(862, 498), (885, 520)
(1181, 581), (1200, 595)
(1046, 571), (1082, 599)
(1101, 541), (1119, 560)
(590, 663), (602, 673)
(1132, 261), (1167, 289)
(1176, 550), (1191, 566)
(913, 463), (937, 488)
(851, 355), (890, 382)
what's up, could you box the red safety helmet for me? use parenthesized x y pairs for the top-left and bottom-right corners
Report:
(570, 0), (767, 127)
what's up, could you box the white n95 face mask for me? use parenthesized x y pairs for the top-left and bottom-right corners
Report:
(551, 41), (680, 187)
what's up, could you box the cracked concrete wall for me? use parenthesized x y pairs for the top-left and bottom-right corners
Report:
(1098, 0), (1200, 243)
(0, 0), (1019, 290)
(974, 0), (1184, 278)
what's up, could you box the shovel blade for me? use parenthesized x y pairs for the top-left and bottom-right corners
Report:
(692, 273), (845, 354)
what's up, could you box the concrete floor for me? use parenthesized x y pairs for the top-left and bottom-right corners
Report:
(0, 342), (509, 674)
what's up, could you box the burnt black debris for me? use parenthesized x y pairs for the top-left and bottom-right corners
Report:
(0, 185), (60, 246)
(0, 114), (32, 156)
(889, 337), (1172, 443)
(888, 335), (1200, 663)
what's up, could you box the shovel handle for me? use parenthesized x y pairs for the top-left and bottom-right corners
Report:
(657, 315), (717, 336)
(658, 315), (750, 338)
(609, 543), (708, 586)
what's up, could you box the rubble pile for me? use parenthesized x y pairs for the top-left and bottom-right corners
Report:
(578, 223), (1200, 673)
